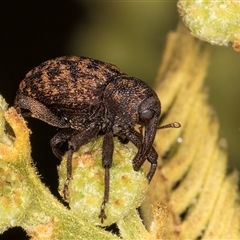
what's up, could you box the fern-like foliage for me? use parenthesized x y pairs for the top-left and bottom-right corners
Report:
(141, 23), (240, 240)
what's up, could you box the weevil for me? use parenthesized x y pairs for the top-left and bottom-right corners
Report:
(14, 56), (180, 222)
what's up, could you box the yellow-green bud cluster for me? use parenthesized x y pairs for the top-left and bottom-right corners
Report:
(0, 161), (31, 232)
(58, 136), (148, 226)
(178, 1), (240, 51)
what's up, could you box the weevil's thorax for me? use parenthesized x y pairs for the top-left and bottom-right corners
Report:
(103, 76), (161, 133)
(63, 102), (106, 130)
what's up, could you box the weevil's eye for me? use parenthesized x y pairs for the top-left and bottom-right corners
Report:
(139, 109), (154, 124)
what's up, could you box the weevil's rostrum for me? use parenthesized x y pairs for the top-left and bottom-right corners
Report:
(14, 56), (180, 223)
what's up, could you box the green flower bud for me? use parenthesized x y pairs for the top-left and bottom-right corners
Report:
(58, 137), (148, 226)
(178, 1), (240, 51)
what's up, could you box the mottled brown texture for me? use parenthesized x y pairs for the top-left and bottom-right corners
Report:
(14, 56), (162, 223)
(17, 56), (124, 113)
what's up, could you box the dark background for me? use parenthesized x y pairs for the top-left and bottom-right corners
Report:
(1, 2), (83, 239)
(1, 1), (240, 239)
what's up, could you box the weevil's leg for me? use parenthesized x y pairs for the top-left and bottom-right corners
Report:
(125, 129), (158, 182)
(50, 128), (78, 159)
(63, 124), (99, 199)
(145, 148), (158, 182)
(15, 94), (70, 128)
(99, 129), (114, 223)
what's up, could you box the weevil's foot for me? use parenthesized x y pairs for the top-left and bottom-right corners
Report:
(63, 178), (70, 199)
(98, 202), (107, 223)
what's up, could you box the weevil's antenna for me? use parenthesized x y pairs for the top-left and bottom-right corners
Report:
(158, 122), (181, 130)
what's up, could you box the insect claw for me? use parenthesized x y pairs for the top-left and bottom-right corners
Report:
(99, 202), (107, 223)
(63, 178), (70, 199)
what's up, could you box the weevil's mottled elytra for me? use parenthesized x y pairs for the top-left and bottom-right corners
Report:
(14, 56), (180, 223)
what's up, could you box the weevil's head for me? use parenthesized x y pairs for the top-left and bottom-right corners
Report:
(103, 76), (161, 164)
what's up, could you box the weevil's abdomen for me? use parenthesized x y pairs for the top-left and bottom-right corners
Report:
(17, 56), (124, 113)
